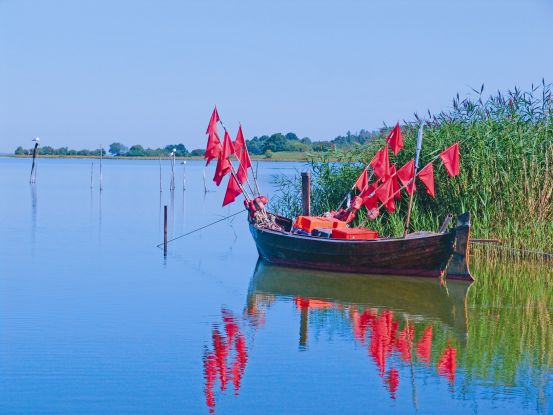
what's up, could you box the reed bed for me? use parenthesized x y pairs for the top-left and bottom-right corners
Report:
(272, 82), (553, 253)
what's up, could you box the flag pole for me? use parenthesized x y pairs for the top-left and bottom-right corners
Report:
(336, 169), (374, 210)
(403, 124), (423, 236)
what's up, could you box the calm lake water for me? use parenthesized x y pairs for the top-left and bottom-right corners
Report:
(1, 157), (551, 414)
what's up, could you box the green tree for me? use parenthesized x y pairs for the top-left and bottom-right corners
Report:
(127, 145), (146, 157)
(109, 142), (128, 156)
(14, 146), (28, 155)
(190, 148), (205, 156)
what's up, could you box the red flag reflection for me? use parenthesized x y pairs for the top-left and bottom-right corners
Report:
(438, 346), (457, 384)
(203, 310), (249, 413)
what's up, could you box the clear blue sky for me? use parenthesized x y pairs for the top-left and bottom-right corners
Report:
(1, 0), (552, 152)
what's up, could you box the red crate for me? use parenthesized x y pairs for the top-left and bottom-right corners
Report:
(331, 228), (378, 240)
(293, 216), (347, 233)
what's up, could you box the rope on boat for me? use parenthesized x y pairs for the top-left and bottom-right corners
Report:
(156, 209), (246, 248)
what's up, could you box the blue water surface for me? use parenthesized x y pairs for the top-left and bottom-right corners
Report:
(0, 157), (551, 414)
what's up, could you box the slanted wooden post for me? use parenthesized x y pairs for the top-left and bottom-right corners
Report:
(29, 139), (39, 184)
(301, 172), (311, 216)
(163, 205), (168, 256)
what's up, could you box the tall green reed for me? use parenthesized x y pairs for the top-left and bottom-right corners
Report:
(272, 82), (553, 252)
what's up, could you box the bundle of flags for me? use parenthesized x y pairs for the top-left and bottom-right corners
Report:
(204, 106), (254, 206)
(349, 122), (461, 217)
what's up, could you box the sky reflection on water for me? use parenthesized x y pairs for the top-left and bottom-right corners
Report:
(0, 157), (551, 414)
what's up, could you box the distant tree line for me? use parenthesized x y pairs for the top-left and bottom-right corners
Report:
(108, 143), (189, 157)
(13, 129), (384, 157)
(15, 146), (106, 156)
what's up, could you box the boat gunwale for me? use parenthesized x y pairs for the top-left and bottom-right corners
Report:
(249, 221), (450, 245)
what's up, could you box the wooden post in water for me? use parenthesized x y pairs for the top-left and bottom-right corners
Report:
(159, 157), (162, 193)
(90, 162), (94, 189)
(99, 144), (103, 192)
(301, 172), (311, 216)
(182, 161), (186, 191)
(29, 137), (40, 184)
(163, 205), (168, 256)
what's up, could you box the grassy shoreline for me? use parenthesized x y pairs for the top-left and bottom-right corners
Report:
(5, 151), (312, 162)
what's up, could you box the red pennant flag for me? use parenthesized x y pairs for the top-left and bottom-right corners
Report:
(213, 131), (235, 186)
(396, 159), (416, 195)
(360, 181), (378, 210)
(439, 142), (460, 177)
(205, 132), (222, 166)
(234, 124), (246, 159)
(375, 177), (395, 212)
(237, 145), (252, 184)
(369, 146), (391, 180)
(390, 164), (401, 200)
(235, 125), (252, 184)
(204, 107), (222, 165)
(417, 162), (435, 198)
(386, 123), (404, 155)
(354, 168), (368, 191)
(206, 106), (220, 134)
(222, 174), (242, 206)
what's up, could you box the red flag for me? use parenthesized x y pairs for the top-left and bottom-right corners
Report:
(360, 181), (378, 210)
(354, 168), (368, 191)
(375, 177), (395, 212)
(205, 107), (222, 165)
(222, 174), (242, 206)
(205, 131), (222, 166)
(386, 123), (404, 155)
(235, 125), (252, 184)
(396, 159), (416, 195)
(439, 142), (460, 177)
(234, 124), (246, 159)
(417, 162), (435, 198)
(237, 145), (252, 184)
(213, 131), (234, 186)
(369, 146), (390, 180)
(390, 164), (401, 200)
(206, 106), (220, 134)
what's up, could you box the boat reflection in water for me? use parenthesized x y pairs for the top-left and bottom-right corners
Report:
(246, 261), (469, 395)
(203, 260), (471, 412)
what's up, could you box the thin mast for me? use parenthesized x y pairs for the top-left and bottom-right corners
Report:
(403, 123), (423, 236)
(99, 144), (103, 191)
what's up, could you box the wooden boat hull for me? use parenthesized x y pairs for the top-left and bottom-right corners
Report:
(249, 213), (473, 281)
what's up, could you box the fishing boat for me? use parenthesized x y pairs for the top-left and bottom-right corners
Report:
(248, 211), (473, 281)
(203, 107), (473, 281)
